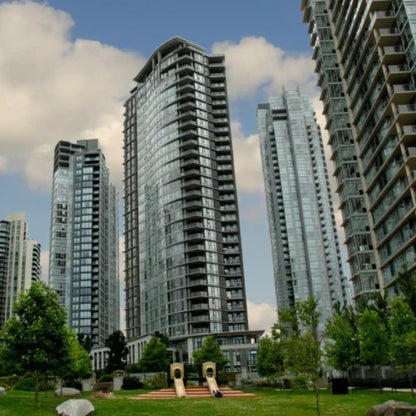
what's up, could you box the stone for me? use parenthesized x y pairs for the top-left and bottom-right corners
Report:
(54, 387), (81, 397)
(0, 387), (6, 397)
(366, 400), (416, 416)
(55, 399), (94, 416)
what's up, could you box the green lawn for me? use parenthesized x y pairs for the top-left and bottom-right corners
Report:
(0, 389), (414, 416)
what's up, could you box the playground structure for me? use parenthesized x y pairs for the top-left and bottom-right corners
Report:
(170, 363), (186, 398)
(134, 363), (256, 399)
(202, 362), (220, 396)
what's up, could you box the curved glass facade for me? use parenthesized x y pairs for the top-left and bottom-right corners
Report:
(124, 37), (249, 342)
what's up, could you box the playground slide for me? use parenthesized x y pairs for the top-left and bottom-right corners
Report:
(174, 377), (186, 398)
(206, 376), (219, 396)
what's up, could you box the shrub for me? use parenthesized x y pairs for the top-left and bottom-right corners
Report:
(0, 375), (20, 390)
(99, 374), (113, 382)
(14, 377), (53, 391)
(218, 371), (237, 387)
(290, 375), (310, 390)
(146, 373), (167, 389)
(125, 363), (141, 374)
(122, 376), (143, 390)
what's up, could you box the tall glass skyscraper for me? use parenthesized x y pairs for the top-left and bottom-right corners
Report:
(49, 139), (119, 347)
(123, 37), (260, 362)
(0, 212), (40, 326)
(301, 0), (416, 299)
(258, 91), (349, 330)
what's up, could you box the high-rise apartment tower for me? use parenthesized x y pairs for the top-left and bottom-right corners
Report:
(123, 37), (261, 362)
(0, 212), (40, 325)
(49, 139), (119, 347)
(258, 91), (349, 330)
(301, 0), (416, 298)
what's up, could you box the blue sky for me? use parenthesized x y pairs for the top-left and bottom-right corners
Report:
(0, 0), (340, 330)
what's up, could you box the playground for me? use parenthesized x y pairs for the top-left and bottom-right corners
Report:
(133, 361), (255, 399)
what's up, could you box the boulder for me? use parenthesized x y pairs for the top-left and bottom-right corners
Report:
(55, 399), (94, 416)
(0, 387), (5, 397)
(54, 387), (81, 398)
(366, 400), (416, 416)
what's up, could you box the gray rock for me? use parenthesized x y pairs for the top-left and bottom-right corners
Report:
(0, 387), (6, 397)
(366, 400), (416, 416)
(54, 387), (81, 397)
(55, 399), (94, 416)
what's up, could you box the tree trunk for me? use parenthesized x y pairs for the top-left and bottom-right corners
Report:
(377, 366), (383, 393)
(35, 374), (39, 404)
(409, 371), (414, 399)
(314, 381), (321, 416)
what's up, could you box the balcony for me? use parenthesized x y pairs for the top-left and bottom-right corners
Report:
(183, 189), (202, 200)
(181, 168), (200, 179)
(382, 45), (405, 65)
(181, 158), (199, 168)
(185, 255), (205, 264)
(187, 267), (206, 276)
(371, 10), (395, 30)
(188, 278), (207, 287)
(190, 303), (209, 310)
(392, 84), (415, 103)
(182, 179), (201, 190)
(185, 232), (204, 242)
(186, 243), (205, 252)
(189, 291), (208, 299)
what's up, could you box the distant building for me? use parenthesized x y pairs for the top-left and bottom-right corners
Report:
(49, 139), (119, 347)
(257, 91), (350, 331)
(0, 212), (40, 325)
(301, 0), (416, 299)
(123, 37), (262, 368)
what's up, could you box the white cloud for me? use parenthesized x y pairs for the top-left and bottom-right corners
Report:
(40, 249), (49, 283)
(212, 36), (317, 100)
(0, 0), (145, 192)
(247, 300), (277, 332)
(231, 121), (264, 194)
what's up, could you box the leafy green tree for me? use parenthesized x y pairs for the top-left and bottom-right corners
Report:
(154, 331), (170, 346)
(397, 264), (416, 316)
(278, 298), (322, 416)
(256, 336), (284, 381)
(325, 307), (359, 378)
(359, 308), (390, 392)
(389, 296), (416, 398)
(0, 281), (69, 403)
(105, 330), (129, 372)
(192, 336), (228, 371)
(57, 329), (92, 390)
(138, 336), (169, 372)
(77, 333), (93, 353)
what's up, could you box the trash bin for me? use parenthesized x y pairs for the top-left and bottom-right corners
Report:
(331, 377), (348, 394)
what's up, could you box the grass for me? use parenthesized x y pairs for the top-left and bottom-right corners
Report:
(0, 388), (414, 416)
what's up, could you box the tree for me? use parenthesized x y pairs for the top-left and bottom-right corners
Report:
(256, 336), (284, 381)
(0, 281), (70, 403)
(325, 307), (359, 378)
(277, 298), (323, 416)
(138, 336), (169, 372)
(389, 296), (416, 398)
(105, 330), (129, 373)
(359, 308), (390, 392)
(77, 333), (93, 353)
(63, 330), (92, 381)
(154, 331), (169, 346)
(192, 336), (228, 371)
(397, 265), (416, 316)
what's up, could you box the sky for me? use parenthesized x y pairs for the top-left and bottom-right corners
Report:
(0, 0), (347, 332)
